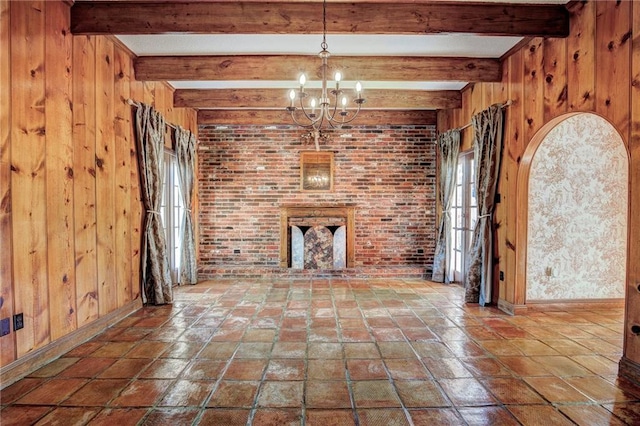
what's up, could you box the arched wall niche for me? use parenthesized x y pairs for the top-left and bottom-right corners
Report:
(514, 112), (629, 306)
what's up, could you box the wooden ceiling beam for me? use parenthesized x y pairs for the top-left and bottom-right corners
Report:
(71, 1), (569, 37)
(135, 55), (501, 82)
(174, 88), (461, 109)
(198, 109), (437, 126)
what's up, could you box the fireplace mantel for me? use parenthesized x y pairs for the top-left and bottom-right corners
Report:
(280, 205), (355, 268)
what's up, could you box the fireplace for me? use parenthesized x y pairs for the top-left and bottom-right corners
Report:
(280, 205), (355, 269)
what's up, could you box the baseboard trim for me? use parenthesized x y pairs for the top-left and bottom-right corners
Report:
(497, 299), (527, 315)
(525, 298), (624, 311)
(619, 357), (640, 387)
(0, 299), (141, 389)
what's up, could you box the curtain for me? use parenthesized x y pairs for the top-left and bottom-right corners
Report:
(431, 129), (461, 283)
(135, 103), (173, 305)
(464, 104), (504, 305)
(174, 126), (198, 285)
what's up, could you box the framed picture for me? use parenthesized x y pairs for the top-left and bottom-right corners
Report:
(300, 151), (334, 191)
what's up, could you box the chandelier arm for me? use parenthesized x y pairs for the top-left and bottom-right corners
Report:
(289, 110), (319, 129)
(298, 98), (325, 128)
(332, 103), (363, 125)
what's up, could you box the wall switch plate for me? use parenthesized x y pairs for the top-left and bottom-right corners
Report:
(13, 313), (24, 331)
(0, 318), (10, 336)
(499, 271), (504, 281)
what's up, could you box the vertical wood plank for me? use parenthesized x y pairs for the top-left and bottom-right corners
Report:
(114, 45), (132, 306)
(523, 38), (545, 145)
(567, 0), (596, 111)
(72, 35), (98, 326)
(95, 36), (117, 315)
(625, 0), (640, 362)
(507, 48), (524, 305)
(45, 0), (76, 340)
(595, 0), (632, 141)
(130, 80), (144, 301)
(11, 0), (50, 356)
(543, 37), (568, 122)
(0, 0), (16, 367)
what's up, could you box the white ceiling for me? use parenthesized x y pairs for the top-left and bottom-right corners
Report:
(114, 0), (570, 93)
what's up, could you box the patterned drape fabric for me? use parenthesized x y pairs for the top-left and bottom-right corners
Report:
(135, 104), (173, 305)
(431, 129), (461, 283)
(174, 126), (198, 285)
(465, 104), (504, 305)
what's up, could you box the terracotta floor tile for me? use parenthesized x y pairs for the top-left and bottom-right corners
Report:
(207, 381), (259, 408)
(352, 380), (402, 408)
(356, 408), (410, 426)
(141, 408), (199, 425)
(271, 342), (307, 358)
(256, 381), (303, 408)
(461, 357), (513, 377)
(89, 341), (137, 358)
(477, 340), (524, 357)
(85, 408), (148, 426)
(305, 409), (356, 425)
(341, 328), (374, 342)
(110, 379), (172, 407)
(160, 342), (203, 359)
(138, 358), (189, 379)
(16, 378), (89, 405)
(158, 380), (216, 407)
(570, 354), (620, 376)
(97, 358), (152, 379)
(480, 377), (546, 404)
(58, 358), (116, 378)
(34, 406), (101, 425)
(0, 378), (46, 404)
(125, 341), (171, 359)
(559, 404), (627, 426)
(498, 356), (552, 377)
(0, 405), (52, 426)
(343, 342), (379, 359)
(242, 328), (276, 342)
(524, 377), (593, 403)
(198, 342), (239, 359)
(378, 342), (416, 359)
(458, 406), (520, 426)
(507, 405), (575, 426)
(564, 376), (640, 403)
(223, 359), (267, 380)
(438, 378), (497, 407)
(308, 342), (343, 359)
(309, 327), (339, 342)
(308, 359), (346, 380)
(305, 381), (352, 409)
(181, 359), (226, 380)
(252, 408), (302, 426)
(63, 379), (130, 406)
(265, 359), (305, 381)
(277, 329), (307, 342)
(411, 341), (455, 358)
(347, 359), (388, 380)
(210, 328), (245, 342)
(370, 328), (405, 342)
(408, 408), (464, 425)
(422, 357), (472, 379)
(28, 357), (80, 378)
(384, 359), (431, 380)
(63, 341), (104, 358)
(602, 401), (640, 424)
(395, 380), (450, 407)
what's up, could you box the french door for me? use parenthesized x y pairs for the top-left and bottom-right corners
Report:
(449, 151), (477, 283)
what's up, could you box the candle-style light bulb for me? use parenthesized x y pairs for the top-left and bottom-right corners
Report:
(289, 89), (296, 107)
(334, 71), (342, 82)
(355, 81), (362, 97)
(341, 96), (347, 112)
(299, 74), (306, 86)
(310, 97), (317, 114)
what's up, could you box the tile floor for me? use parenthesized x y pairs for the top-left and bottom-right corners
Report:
(2, 278), (640, 425)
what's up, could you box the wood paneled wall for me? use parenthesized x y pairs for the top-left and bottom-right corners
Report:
(437, 0), (639, 363)
(0, 0), (197, 368)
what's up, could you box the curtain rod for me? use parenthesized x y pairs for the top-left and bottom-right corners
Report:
(127, 98), (180, 131)
(455, 100), (513, 132)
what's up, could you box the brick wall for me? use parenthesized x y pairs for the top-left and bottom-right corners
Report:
(197, 125), (437, 278)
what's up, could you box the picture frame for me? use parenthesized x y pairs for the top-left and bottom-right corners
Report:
(300, 151), (334, 191)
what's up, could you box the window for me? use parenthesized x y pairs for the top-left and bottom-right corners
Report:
(449, 151), (476, 283)
(160, 150), (185, 283)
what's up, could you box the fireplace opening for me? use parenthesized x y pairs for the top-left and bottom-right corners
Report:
(280, 205), (355, 269)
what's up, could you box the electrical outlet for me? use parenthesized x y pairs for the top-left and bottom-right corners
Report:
(499, 271), (504, 281)
(13, 313), (24, 331)
(0, 318), (10, 336)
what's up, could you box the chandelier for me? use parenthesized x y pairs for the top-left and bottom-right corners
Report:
(286, 0), (365, 150)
